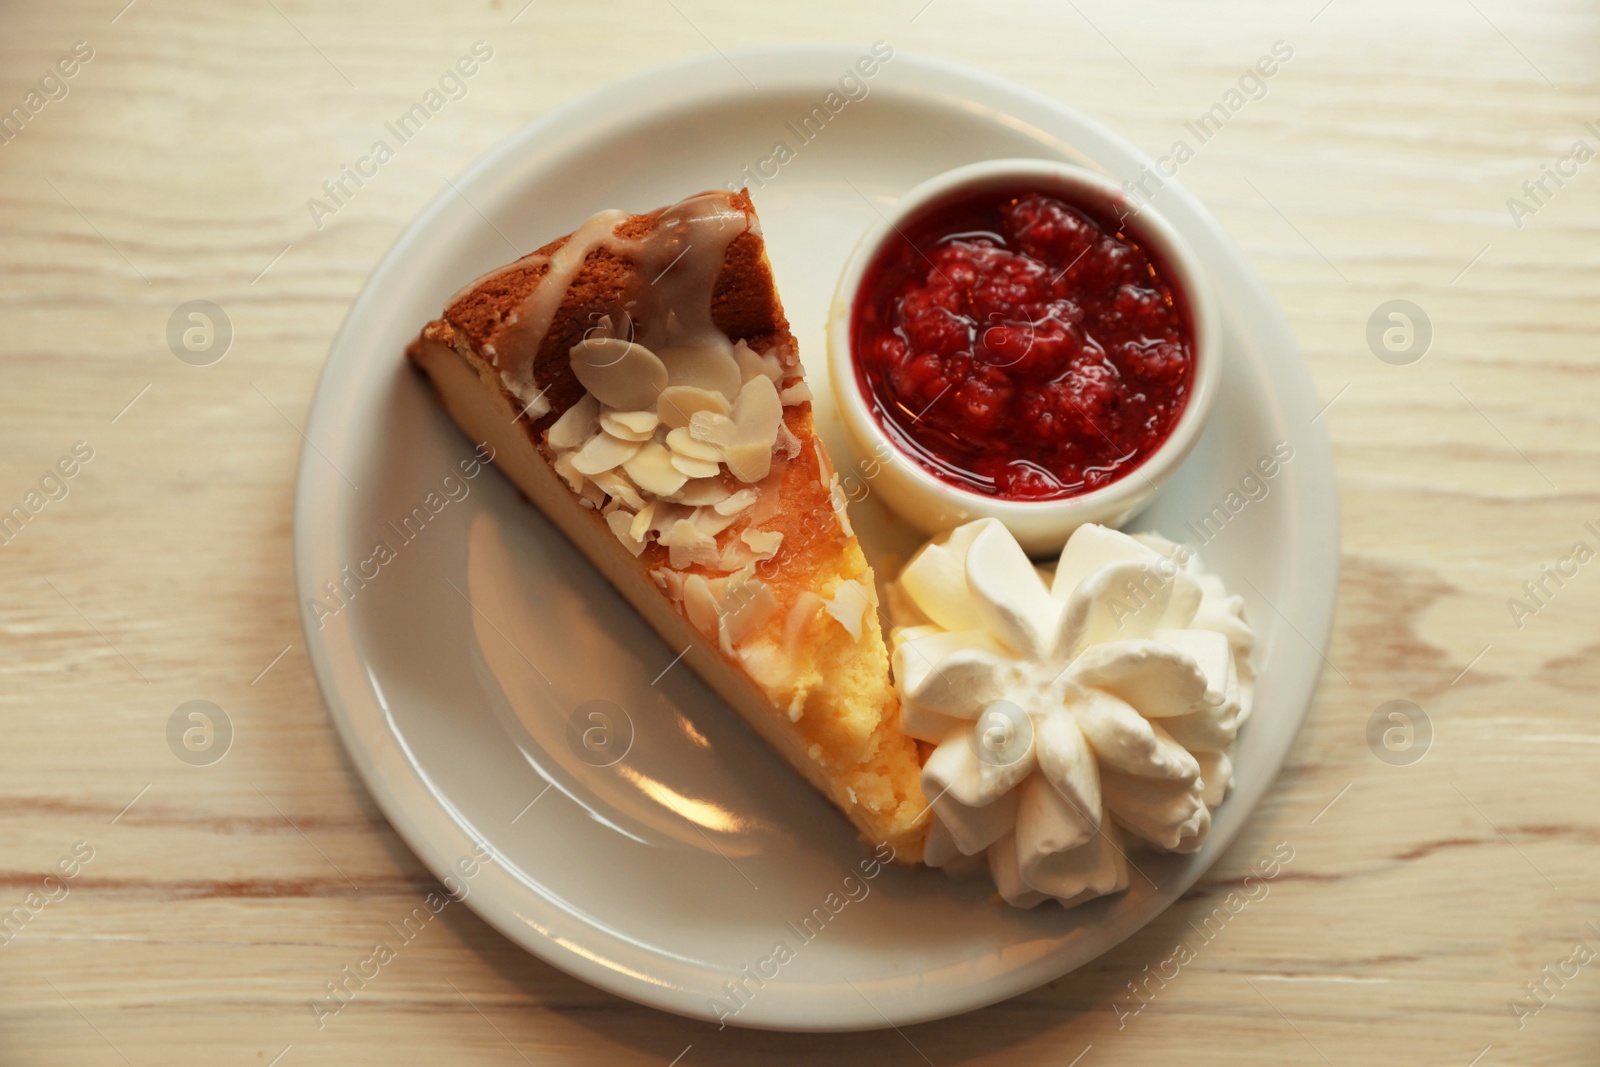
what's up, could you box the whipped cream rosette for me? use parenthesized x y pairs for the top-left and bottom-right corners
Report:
(886, 518), (1255, 908)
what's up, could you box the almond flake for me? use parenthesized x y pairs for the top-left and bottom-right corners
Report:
(768, 338), (799, 369)
(716, 540), (760, 572)
(824, 578), (871, 641)
(813, 438), (834, 482)
(547, 393), (599, 450)
(661, 518), (719, 569)
(590, 468), (645, 511)
(778, 381), (813, 406)
(630, 501), (656, 542)
(720, 577), (780, 655)
(732, 339), (783, 385)
(657, 385), (731, 430)
(511, 380), (551, 420)
(713, 488), (760, 516)
(624, 442), (689, 497)
(668, 479), (734, 506)
(829, 473), (856, 537)
(670, 454), (721, 479)
(776, 423), (801, 459)
(720, 376), (783, 483)
(657, 340), (742, 401)
(665, 426), (722, 463)
(651, 566), (684, 605)
(740, 528), (783, 560)
(572, 431), (643, 476)
(600, 409), (659, 441)
(569, 337), (668, 411)
(605, 509), (645, 557)
(551, 451), (586, 494)
(691, 506), (740, 538)
(682, 575), (722, 639)
(689, 411), (736, 447)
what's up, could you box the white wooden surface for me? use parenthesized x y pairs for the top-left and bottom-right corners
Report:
(2, 0), (1597, 1062)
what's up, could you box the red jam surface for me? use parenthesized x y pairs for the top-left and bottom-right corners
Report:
(851, 187), (1195, 500)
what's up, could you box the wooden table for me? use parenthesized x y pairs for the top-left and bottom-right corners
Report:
(4, 0), (1596, 1062)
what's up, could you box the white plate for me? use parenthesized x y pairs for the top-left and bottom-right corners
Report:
(295, 45), (1338, 1031)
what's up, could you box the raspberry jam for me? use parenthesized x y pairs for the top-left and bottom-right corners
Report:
(850, 187), (1194, 500)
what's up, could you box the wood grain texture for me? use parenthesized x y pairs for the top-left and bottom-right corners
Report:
(2, 0), (1597, 1062)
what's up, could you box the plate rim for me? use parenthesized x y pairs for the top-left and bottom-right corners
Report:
(294, 43), (1339, 1031)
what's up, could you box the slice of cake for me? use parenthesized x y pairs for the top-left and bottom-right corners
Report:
(407, 190), (930, 860)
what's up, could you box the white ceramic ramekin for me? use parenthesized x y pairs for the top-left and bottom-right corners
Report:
(827, 158), (1221, 557)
